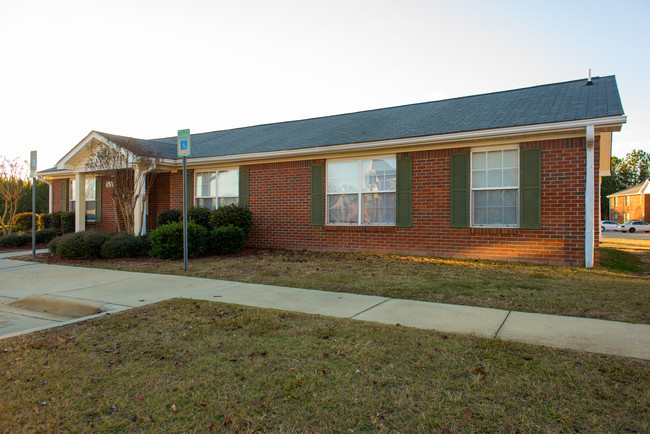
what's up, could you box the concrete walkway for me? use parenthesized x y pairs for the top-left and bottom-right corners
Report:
(0, 252), (648, 361)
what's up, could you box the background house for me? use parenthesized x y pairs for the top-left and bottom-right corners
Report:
(39, 76), (626, 267)
(608, 180), (649, 222)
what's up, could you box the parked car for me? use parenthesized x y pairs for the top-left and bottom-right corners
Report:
(600, 220), (618, 231)
(614, 221), (650, 233)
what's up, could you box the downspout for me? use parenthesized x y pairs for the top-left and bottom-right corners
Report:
(585, 125), (595, 268)
(39, 176), (53, 213)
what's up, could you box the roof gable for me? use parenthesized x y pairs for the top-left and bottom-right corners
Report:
(608, 180), (650, 197)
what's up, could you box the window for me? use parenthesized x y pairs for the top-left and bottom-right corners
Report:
(327, 157), (396, 225)
(471, 148), (519, 227)
(625, 213), (630, 221)
(614, 197), (618, 207)
(194, 169), (239, 209)
(625, 196), (630, 206)
(69, 178), (97, 221)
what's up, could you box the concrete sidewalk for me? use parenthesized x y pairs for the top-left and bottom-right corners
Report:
(0, 254), (648, 360)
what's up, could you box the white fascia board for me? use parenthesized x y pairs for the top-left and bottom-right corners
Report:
(166, 115), (627, 166)
(57, 131), (135, 171)
(57, 131), (109, 169)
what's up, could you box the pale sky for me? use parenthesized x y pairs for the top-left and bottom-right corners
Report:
(1, 0), (648, 170)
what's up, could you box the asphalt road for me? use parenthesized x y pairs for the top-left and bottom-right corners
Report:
(601, 231), (650, 240)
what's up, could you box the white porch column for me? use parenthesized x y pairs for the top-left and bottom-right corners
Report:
(48, 182), (53, 213)
(75, 172), (86, 232)
(134, 166), (144, 236)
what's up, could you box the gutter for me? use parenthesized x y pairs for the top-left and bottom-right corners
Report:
(156, 115), (627, 165)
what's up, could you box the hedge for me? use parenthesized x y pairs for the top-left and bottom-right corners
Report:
(209, 225), (247, 255)
(54, 230), (112, 260)
(12, 212), (44, 231)
(149, 222), (208, 260)
(209, 204), (253, 235)
(100, 233), (150, 259)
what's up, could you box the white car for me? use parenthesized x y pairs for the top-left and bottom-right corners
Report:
(614, 221), (650, 233)
(600, 220), (618, 231)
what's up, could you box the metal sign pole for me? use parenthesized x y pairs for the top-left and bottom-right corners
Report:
(177, 129), (190, 271)
(32, 179), (36, 257)
(30, 151), (37, 257)
(182, 156), (188, 271)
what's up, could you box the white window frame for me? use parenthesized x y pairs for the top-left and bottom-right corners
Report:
(193, 168), (239, 210)
(625, 196), (630, 206)
(326, 155), (397, 226)
(69, 178), (96, 221)
(470, 145), (520, 228)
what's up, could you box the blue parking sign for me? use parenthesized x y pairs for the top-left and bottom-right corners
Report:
(177, 129), (191, 157)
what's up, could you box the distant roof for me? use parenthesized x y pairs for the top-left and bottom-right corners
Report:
(96, 75), (624, 160)
(607, 180), (649, 197)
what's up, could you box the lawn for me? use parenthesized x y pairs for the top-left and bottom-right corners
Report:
(26, 246), (650, 324)
(1, 299), (647, 432)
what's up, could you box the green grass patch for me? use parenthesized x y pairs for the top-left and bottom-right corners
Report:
(600, 247), (643, 273)
(1, 299), (648, 432)
(28, 248), (650, 324)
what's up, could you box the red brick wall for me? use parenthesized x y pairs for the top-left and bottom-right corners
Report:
(245, 137), (599, 266)
(610, 194), (646, 222)
(169, 170), (193, 210)
(52, 179), (64, 213)
(146, 172), (170, 231)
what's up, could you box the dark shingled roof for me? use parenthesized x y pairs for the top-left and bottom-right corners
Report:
(97, 76), (624, 160)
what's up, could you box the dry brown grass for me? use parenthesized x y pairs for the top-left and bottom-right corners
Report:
(23, 247), (650, 324)
(1, 299), (648, 432)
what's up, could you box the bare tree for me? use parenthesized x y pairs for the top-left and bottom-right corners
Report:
(85, 137), (160, 234)
(0, 156), (29, 235)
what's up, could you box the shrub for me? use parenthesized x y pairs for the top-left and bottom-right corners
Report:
(12, 212), (43, 232)
(48, 236), (59, 254)
(210, 204), (253, 235)
(41, 213), (52, 230)
(55, 230), (111, 260)
(0, 233), (31, 248)
(101, 233), (149, 259)
(188, 207), (212, 230)
(43, 212), (63, 234)
(149, 222), (207, 260)
(61, 212), (75, 234)
(157, 209), (182, 227)
(209, 225), (247, 255)
(34, 228), (58, 244)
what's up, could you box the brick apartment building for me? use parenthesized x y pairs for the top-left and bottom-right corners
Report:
(39, 76), (626, 267)
(608, 179), (650, 223)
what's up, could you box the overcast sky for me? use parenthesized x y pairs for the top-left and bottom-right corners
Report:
(1, 0), (648, 170)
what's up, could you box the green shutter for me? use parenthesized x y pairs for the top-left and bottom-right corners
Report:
(310, 163), (324, 226)
(95, 178), (102, 223)
(396, 156), (412, 228)
(61, 179), (68, 212)
(238, 168), (250, 207)
(186, 170), (193, 209)
(520, 147), (542, 229)
(450, 152), (469, 228)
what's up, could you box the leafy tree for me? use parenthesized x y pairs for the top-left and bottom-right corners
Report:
(15, 179), (48, 214)
(0, 157), (28, 235)
(601, 149), (650, 218)
(85, 137), (160, 234)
